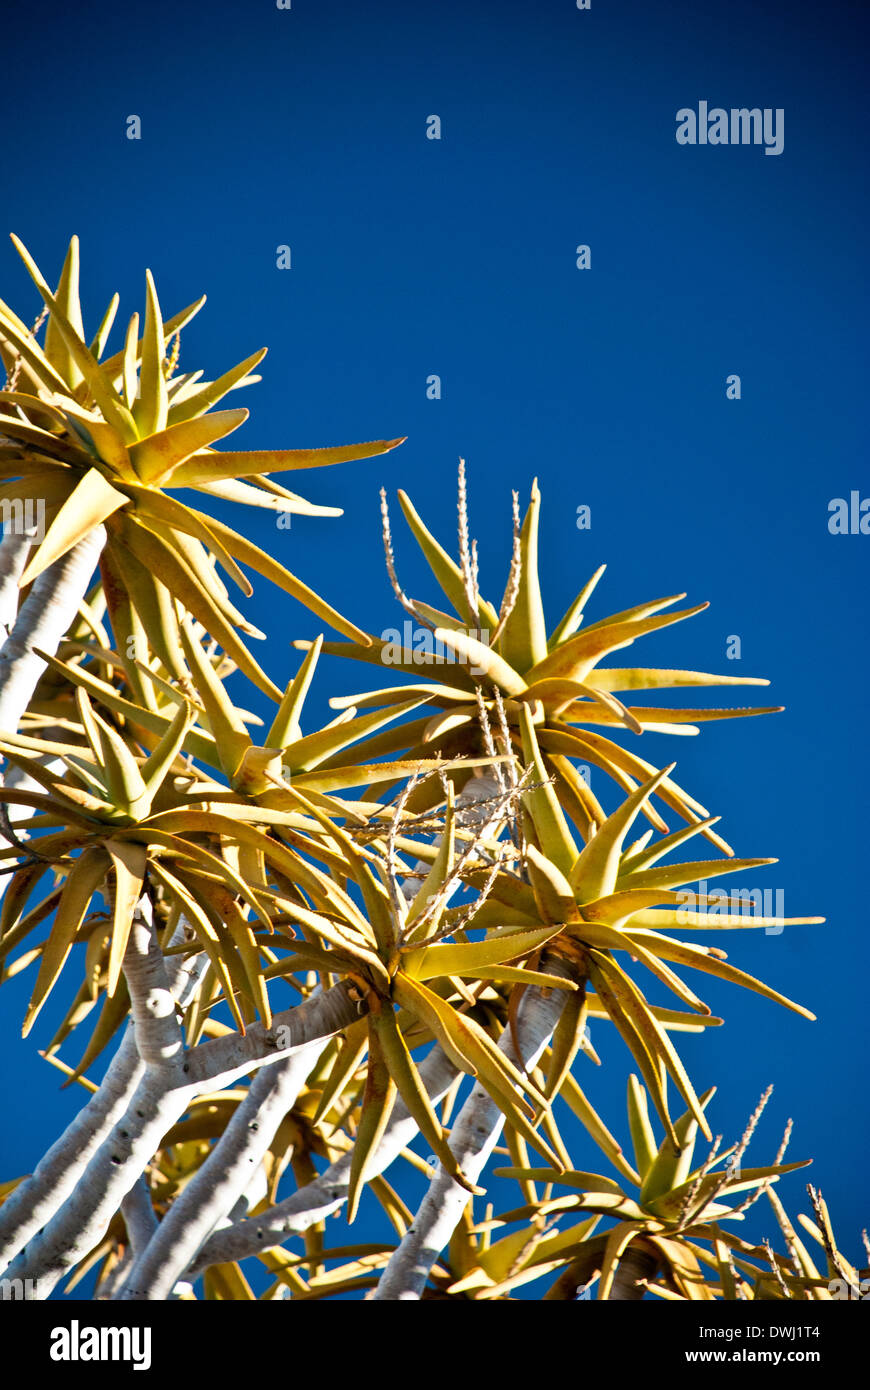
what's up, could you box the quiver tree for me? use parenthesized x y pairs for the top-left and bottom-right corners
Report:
(0, 239), (860, 1302)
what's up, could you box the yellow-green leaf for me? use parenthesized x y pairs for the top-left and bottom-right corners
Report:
(497, 480), (548, 671)
(527, 603), (710, 688)
(396, 489), (499, 629)
(626, 930), (816, 1020)
(639, 1088), (716, 1206)
(20, 468), (128, 588)
(23, 849), (108, 1036)
(347, 1018), (398, 1223)
(10, 235), (137, 440)
(433, 627), (526, 697)
(626, 1073), (657, 1181)
(404, 924), (564, 981)
(133, 269), (168, 438)
(167, 348), (267, 425)
(104, 840), (146, 997)
(129, 410), (249, 485)
(570, 765), (675, 903)
(168, 436), (406, 487)
(266, 636), (323, 747)
(44, 236), (84, 386)
(372, 1003), (479, 1193)
(518, 704), (577, 876)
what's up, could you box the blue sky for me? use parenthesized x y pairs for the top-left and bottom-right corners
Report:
(0, 0), (866, 1295)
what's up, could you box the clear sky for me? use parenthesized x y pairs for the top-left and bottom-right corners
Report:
(0, 0), (866, 1296)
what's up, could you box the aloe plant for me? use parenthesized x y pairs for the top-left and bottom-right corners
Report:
(0, 241), (860, 1303)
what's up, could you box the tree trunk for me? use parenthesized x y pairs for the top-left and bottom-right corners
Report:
(0, 527), (105, 733)
(608, 1245), (660, 1301)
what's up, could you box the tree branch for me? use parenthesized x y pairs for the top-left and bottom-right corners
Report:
(0, 526), (105, 734)
(0, 928), (205, 1279)
(123, 900), (185, 1068)
(181, 979), (360, 1090)
(0, 530), (34, 639)
(120, 1176), (159, 1258)
(3, 1068), (196, 1296)
(0, 1024), (143, 1272)
(117, 1041), (327, 1300)
(188, 1044), (459, 1276)
(3, 977), (359, 1296)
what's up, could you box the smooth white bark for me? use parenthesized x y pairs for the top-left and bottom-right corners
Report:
(182, 980), (360, 1090)
(123, 903), (185, 1068)
(0, 527), (105, 734)
(188, 1044), (459, 1276)
(0, 1025), (143, 1270)
(0, 935), (207, 1272)
(117, 1041), (326, 1300)
(0, 529), (106, 920)
(120, 1176), (159, 1257)
(4, 983), (362, 1296)
(0, 530), (34, 638)
(3, 1069), (197, 1296)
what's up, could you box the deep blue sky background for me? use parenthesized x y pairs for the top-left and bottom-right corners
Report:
(1, 0), (867, 1297)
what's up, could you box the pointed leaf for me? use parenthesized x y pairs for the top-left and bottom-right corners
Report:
(587, 955), (677, 1148)
(19, 468), (127, 587)
(201, 517), (373, 646)
(618, 818), (722, 877)
(89, 293), (120, 360)
(405, 924), (564, 981)
(585, 668), (771, 693)
(129, 409), (249, 485)
(527, 604), (710, 687)
(23, 849), (108, 1036)
(167, 348), (267, 424)
(548, 565), (607, 648)
(570, 765), (675, 902)
(133, 269), (168, 437)
(179, 619), (252, 779)
(168, 436), (406, 486)
(266, 636), (322, 747)
(617, 858), (776, 896)
(114, 514), (281, 700)
(545, 979), (588, 1100)
(639, 1088), (716, 1206)
(312, 1016), (369, 1126)
(140, 699), (196, 801)
(653, 1162), (812, 1221)
(104, 840), (146, 997)
(592, 951), (711, 1140)
(10, 235), (138, 439)
(100, 296), (206, 381)
(44, 236), (85, 385)
(372, 1004), (480, 1192)
(627, 1073), (658, 1181)
(76, 689), (149, 818)
(433, 627), (526, 697)
(525, 843), (577, 926)
(557, 1070), (640, 1186)
(498, 479), (547, 671)
(347, 1018), (397, 1223)
(518, 703), (577, 876)
(626, 930), (816, 1020)
(396, 489), (499, 628)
